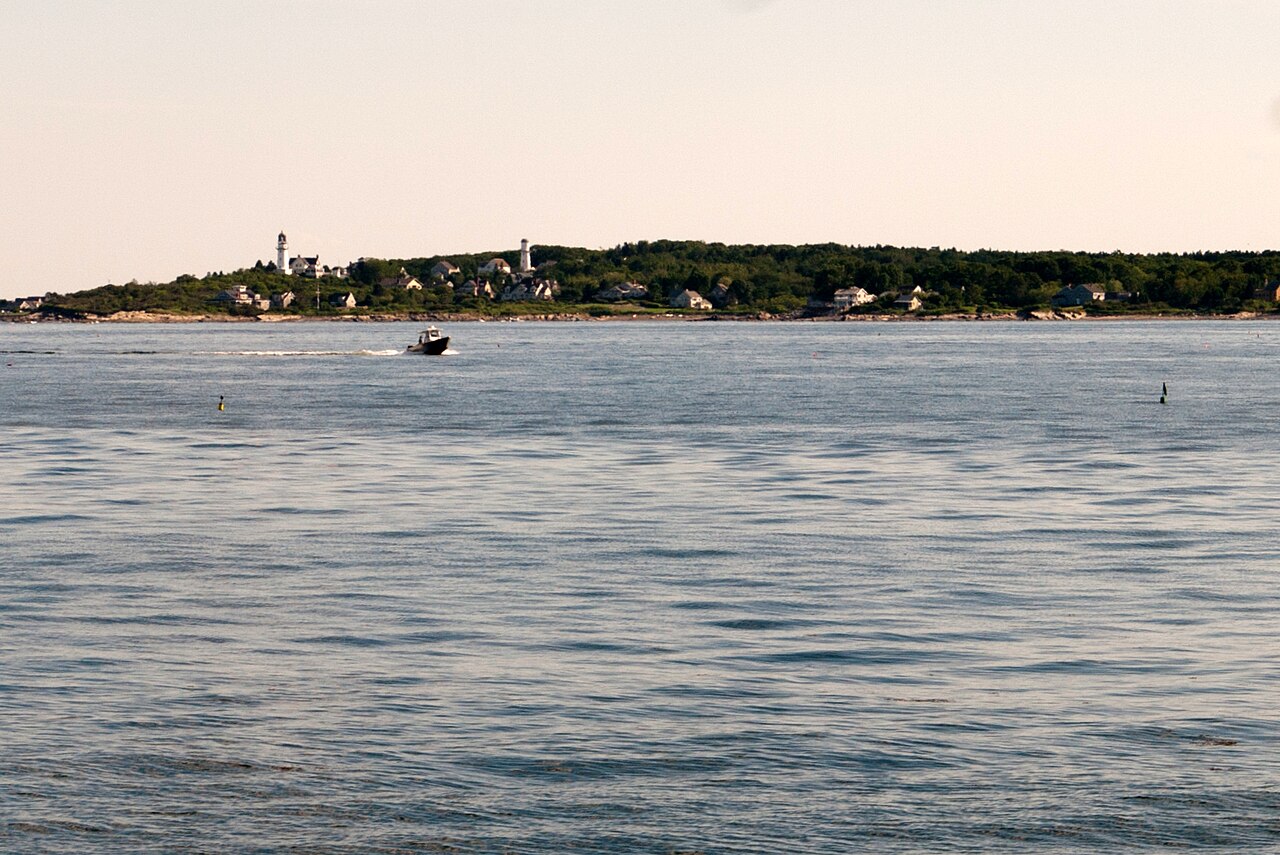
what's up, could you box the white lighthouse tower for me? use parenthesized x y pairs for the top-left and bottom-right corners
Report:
(277, 231), (290, 274)
(519, 238), (533, 274)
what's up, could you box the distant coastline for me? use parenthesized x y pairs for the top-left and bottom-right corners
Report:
(11, 238), (1280, 323)
(4, 308), (1275, 324)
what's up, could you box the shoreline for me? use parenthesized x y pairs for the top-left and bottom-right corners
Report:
(1, 309), (1275, 324)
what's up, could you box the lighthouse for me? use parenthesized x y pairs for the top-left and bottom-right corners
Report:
(277, 231), (290, 274)
(519, 238), (533, 274)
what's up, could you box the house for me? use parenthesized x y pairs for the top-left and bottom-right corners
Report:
(1051, 283), (1107, 307)
(596, 282), (649, 302)
(893, 293), (923, 311)
(379, 267), (422, 291)
(16, 297), (45, 311)
(323, 265), (349, 279)
(431, 261), (460, 279)
(212, 285), (256, 305)
(1254, 282), (1280, 302)
(479, 257), (512, 276)
(271, 291), (296, 309)
(253, 297), (271, 311)
(833, 287), (876, 310)
(670, 289), (712, 310)
(329, 291), (357, 309)
(707, 280), (737, 308)
(455, 279), (495, 300)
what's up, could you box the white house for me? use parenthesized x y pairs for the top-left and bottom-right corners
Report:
(329, 291), (357, 308)
(833, 287), (876, 310)
(271, 290), (296, 309)
(670, 289), (712, 310)
(290, 256), (321, 277)
(894, 293), (923, 311)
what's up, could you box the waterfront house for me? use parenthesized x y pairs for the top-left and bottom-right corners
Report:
(1051, 283), (1107, 307)
(833, 287), (876, 310)
(708, 280), (737, 308)
(271, 291), (296, 309)
(893, 292), (923, 311)
(329, 291), (357, 309)
(670, 289), (712, 310)
(596, 282), (649, 302)
(1254, 281), (1280, 302)
(379, 267), (423, 291)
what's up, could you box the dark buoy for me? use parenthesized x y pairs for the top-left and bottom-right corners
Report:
(218, 395), (225, 412)
(1160, 382), (1167, 405)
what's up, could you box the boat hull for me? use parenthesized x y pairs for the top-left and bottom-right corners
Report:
(407, 336), (450, 355)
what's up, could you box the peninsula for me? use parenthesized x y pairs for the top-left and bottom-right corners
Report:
(8, 237), (1280, 322)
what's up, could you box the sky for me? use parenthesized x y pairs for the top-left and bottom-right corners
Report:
(3, 0), (1280, 298)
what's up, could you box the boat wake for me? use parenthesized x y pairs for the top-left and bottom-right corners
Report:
(196, 349), (403, 357)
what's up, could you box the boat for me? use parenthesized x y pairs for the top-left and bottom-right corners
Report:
(406, 326), (450, 355)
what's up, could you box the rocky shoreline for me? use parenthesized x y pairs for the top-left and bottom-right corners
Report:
(1, 308), (1273, 324)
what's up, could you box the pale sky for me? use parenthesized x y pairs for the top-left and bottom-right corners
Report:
(3, 0), (1280, 298)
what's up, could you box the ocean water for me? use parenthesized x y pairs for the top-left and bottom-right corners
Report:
(2, 319), (1279, 853)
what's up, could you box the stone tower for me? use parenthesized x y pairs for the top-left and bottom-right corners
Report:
(277, 231), (290, 274)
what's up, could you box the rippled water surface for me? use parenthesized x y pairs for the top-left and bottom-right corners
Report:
(2, 320), (1279, 852)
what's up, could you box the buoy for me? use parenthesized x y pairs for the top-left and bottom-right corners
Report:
(218, 395), (225, 412)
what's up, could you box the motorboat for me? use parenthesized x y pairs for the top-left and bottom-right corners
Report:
(406, 327), (450, 355)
